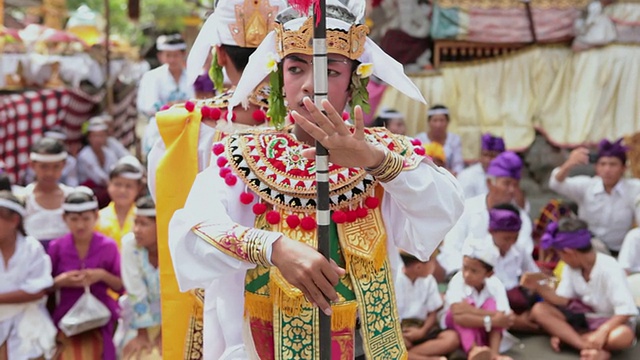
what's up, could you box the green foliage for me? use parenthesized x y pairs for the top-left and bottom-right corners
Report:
(66, 0), (193, 46)
(266, 64), (286, 130)
(209, 51), (225, 93)
(349, 71), (370, 119)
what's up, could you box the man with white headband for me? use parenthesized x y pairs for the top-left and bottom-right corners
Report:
(169, 1), (464, 358)
(138, 33), (194, 156)
(148, 0), (285, 357)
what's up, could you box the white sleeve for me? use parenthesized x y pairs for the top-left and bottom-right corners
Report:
(20, 240), (54, 294)
(120, 234), (158, 328)
(548, 167), (591, 202)
(618, 228), (640, 273)
(444, 272), (466, 306)
(489, 276), (511, 314)
(437, 211), (469, 275)
(137, 71), (160, 117)
(77, 148), (109, 185)
(168, 165), (282, 292)
(424, 276), (444, 313)
(146, 138), (166, 203)
(516, 209), (534, 255)
(107, 137), (130, 159)
(381, 159), (465, 262)
(555, 266), (576, 299)
(608, 265), (640, 316)
(63, 157), (79, 187)
(448, 133), (465, 175)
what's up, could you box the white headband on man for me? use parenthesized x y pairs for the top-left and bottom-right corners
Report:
(378, 109), (403, 119)
(30, 152), (68, 163)
(113, 155), (144, 180)
(135, 207), (157, 217)
(0, 199), (26, 217)
(427, 108), (449, 117)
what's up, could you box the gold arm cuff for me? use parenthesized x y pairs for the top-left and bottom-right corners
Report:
(365, 151), (404, 183)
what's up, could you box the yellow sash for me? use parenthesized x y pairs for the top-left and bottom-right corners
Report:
(155, 106), (202, 358)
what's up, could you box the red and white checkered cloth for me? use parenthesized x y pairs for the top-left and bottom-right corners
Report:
(0, 88), (101, 184)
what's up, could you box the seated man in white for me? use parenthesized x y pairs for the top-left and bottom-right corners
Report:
(437, 151), (533, 280)
(548, 138), (640, 256)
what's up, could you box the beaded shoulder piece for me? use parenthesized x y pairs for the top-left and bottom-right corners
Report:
(221, 126), (422, 214)
(197, 83), (270, 109)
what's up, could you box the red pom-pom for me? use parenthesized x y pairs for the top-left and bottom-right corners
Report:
(356, 206), (369, 219)
(209, 107), (222, 120)
(216, 156), (228, 168)
(346, 210), (357, 223)
(342, 111), (350, 120)
(212, 143), (225, 156)
(160, 104), (170, 111)
(219, 167), (231, 178)
(414, 146), (426, 156)
(410, 138), (422, 146)
(252, 203), (267, 215)
(240, 192), (254, 205)
(365, 196), (380, 209)
(300, 216), (317, 230)
(223, 110), (237, 122)
(201, 106), (211, 118)
(224, 173), (237, 186)
(288, 113), (295, 124)
(252, 109), (267, 123)
(332, 211), (347, 224)
(185, 101), (196, 112)
(266, 210), (281, 224)
(286, 214), (300, 229)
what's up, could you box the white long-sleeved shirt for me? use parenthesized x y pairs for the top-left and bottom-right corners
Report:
(437, 194), (533, 276)
(548, 168), (640, 251)
(169, 143), (465, 359)
(76, 146), (118, 186)
(136, 64), (193, 118)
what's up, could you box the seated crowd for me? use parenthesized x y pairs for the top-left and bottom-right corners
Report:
(0, 106), (638, 360)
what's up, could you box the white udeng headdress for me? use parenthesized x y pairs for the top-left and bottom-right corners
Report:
(228, 0), (426, 111)
(462, 236), (500, 268)
(186, 0), (286, 85)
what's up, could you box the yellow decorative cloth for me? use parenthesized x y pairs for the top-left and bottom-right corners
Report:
(95, 202), (135, 248)
(155, 106), (203, 359)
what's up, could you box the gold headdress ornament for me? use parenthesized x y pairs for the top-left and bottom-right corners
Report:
(229, 0), (280, 48)
(274, 17), (369, 60)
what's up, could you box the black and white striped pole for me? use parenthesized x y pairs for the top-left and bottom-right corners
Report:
(312, 0), (331, 358)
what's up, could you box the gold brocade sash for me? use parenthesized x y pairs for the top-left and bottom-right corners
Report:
(244, 203), (407, 359)
(156, 106), (203, 359)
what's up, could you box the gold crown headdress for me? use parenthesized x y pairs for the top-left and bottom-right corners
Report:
(274, 17), (369, 60)
(230, 0), (280, 48)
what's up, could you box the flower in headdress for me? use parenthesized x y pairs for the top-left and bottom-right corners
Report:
(266, 52), (279, 73)
(356, 63), (373, 78)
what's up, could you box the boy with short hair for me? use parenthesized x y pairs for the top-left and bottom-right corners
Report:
(396, 250), (459, 359)
(527, 218), (638, 360)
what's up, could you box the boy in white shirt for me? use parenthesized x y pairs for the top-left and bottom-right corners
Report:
(527, 218), (638, 360)
(443, 239), (514, 360)
(396, 250), (459, 359)
(486, 204), (540, 332)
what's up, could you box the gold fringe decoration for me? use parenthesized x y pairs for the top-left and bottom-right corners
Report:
(331, 301), (358, 332)
(244, 291), (274, 322)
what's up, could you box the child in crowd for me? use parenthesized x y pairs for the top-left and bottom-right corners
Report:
(23, 137), (72, 249)
(424, 142), (447, 169)
(23, 127), (79, 187)
(443, 238), (514, 360)
(77, 117), (119, 208)
(396, 250), (459, 360)
(0, 191), (56, 359)
(121, 196), (162, 358)
(95, 156), (144, 248)
(486, 204), (540, 332)
(48, 187), (123, 359)
(526, 218), (638, 360)
(372, 108), (407, 135)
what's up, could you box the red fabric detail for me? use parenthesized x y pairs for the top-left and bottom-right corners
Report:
(184, 101), (195, 112)
(355, 207), (368, 219)
(252, 203), (267, 215)
(252, 109), (267, 123)
(217, 156), (229, 168)
(210, 107), (222, 120)
(345, 210), (357, 223)
(212, 143), (225, 156)
(266, 210), (281, 224)
(286, 214), (301, 229)
(240, 192), (255, 205)
(331, 211), (347, 224)
(224, 173), (238, 186)
(364, 197), (379, 209)
(219, 167), (232, 178)
(201, 106), (211, 118)
(300, 216), (316, 230)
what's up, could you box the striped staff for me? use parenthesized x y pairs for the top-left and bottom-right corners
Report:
(311, 0), (332, 358)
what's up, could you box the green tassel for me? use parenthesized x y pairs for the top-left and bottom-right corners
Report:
(266, 64), (286, 130)
(209, 51), (225, 93)
(349, 71), (370, 120)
